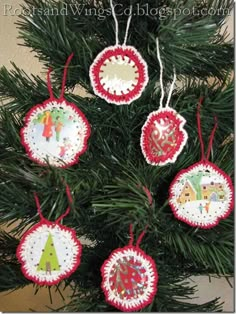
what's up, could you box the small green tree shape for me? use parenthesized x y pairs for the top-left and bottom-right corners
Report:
(37, 233), (60, 273)
(187, 173), (203, 200)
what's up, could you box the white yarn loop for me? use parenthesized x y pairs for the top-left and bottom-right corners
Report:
(110, 0), (119, 45)
(156, 37), (176, 109)
(123, 6), (133, 46)
(156, 37), (165, 109)
(110, 0), (133, 46)
(166, 67), (176, 108)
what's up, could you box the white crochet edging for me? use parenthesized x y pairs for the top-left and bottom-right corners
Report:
(103, 247), (156, 310)
(23, 100), (89, 167)
(19, 224), (80, 283)
(89, 45), (149, 105)
(169, 163), (233, 227)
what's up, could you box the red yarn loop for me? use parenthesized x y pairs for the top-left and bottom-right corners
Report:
(197, 98), (218, 161)
(60, 53), (74, 98)
(137, 184), (153, 206)
(128, 224), (134, 246)
(47, 68), (54, 99)
(142, 186), (153, 206)
(206, 116), (218, 160)
(34, 183), (73, 223)
(128, 224), (149, 248)
(46, 53), (74, 100)
(136, 225), (148, 248)
(33, 192), (45, 222)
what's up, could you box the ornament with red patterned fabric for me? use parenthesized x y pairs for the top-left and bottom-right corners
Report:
(169, 99), (234, 229)
(89, 0), (148, 105)
(141, 38), (188, 166)
(101, 225), (158, 312)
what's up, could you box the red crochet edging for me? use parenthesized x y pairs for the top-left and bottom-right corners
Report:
(101, 245), (158, 312)
(141, 108), (188, 166)
(90, 45), (149, 105)
(20, 97), (91, 168)
(169, 160), (234, 229)
(16, 219), (82, 286)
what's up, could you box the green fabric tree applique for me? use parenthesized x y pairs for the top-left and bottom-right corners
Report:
(37, 233), (60, 274)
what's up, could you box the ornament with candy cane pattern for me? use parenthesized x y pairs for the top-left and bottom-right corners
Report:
(141, 38), (188, 166)
(101, 225), (158, 312)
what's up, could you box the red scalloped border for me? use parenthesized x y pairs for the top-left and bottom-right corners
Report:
(101, 245), (158, 312)
(90, 45), (149, 105)
(16, 219), (82, 286)
(141, 108), (188, 165)
(169, 160), (234, 229)
(20, 97), (91, 168)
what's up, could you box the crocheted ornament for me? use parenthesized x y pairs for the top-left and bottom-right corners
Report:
(17, 186), (82, 285)
(89, 1), (148, 105)
(141, 108), (188, 166)
(101, 225), (158, 312)
(21, 54), (91, 168)
(141, 38), (187, 166)
(90, 45), (148, 105)
(169, 101), (234, 228)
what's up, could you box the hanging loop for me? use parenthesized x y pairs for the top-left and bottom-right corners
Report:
(142, 186), (153, 206)
(34, 192), (46, 222)
(197, 97), (205, 161)
(110, 0), (133, 46)
(136, 225), (148, 248)
(47, 68), (54, 99)
(156, 37), (176, 109)
(46, 53), (74, 100)
(128, 224), (148, 248)
(55, 184), (73, 223)
(128, 224), (134, 246)
(60, 53), (74, 99)
(34, 183), (74, 224)
(197, 98), (218, 161)
(166, 66), (177, 108)
(123, 5), (133, 46)
(156, 37), (164, 109)
(206, 116), (218, 160)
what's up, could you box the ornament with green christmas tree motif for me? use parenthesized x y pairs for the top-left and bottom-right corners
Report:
(17, 187), (82, 285)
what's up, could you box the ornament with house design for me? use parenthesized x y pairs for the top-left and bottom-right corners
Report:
(169, 101), (234, 228)
(16, 186), (82, 285)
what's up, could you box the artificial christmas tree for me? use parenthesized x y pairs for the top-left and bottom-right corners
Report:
(0, 0), (234, 312)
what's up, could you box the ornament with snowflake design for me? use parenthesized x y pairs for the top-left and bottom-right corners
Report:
(169, 100), (234, 228)
(101, 225), (158, 312)
(21, 54), (91, 168)
(16, 186), (82, 285)
(141, 38), (188, 166)
(89, 1), (148, 105)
